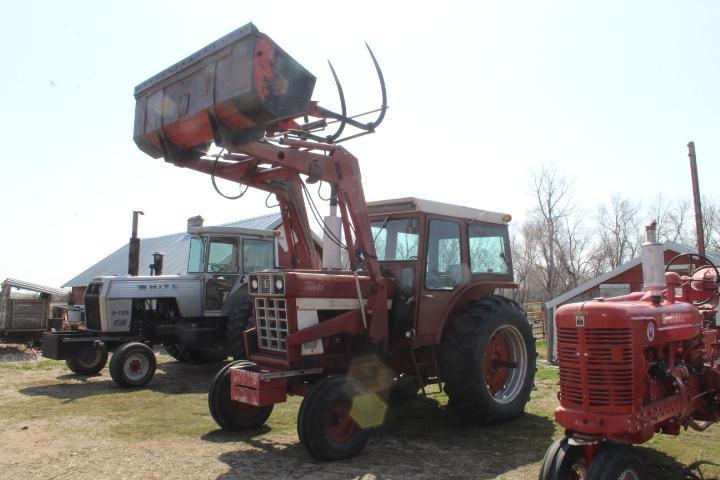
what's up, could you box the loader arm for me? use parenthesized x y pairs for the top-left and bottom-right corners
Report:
(171, 138), (389, 343)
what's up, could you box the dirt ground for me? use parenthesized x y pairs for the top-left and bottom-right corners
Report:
(0, 344), (718, 480)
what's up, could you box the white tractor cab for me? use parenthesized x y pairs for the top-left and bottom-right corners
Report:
(42, 225), (277, 388)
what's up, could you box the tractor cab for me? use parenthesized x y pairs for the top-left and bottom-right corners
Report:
(367, 197), (515, 345)
(186, 225), (277, 313)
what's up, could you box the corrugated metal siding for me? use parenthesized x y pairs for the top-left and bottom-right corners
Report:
(63, 213), (282, 288)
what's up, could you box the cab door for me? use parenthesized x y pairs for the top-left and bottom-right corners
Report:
(414, 218), (465, 343)
(204, 237), (241, 311)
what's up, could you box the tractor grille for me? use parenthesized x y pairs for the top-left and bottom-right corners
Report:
(258, 274), (272, 295)
(558, 326), (634, 409)
(255, 297), (288, 352)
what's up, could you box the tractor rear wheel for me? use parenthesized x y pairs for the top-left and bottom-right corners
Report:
(587, 445), (643, 479)
(539, 437), (587, 479)
(66, 344), (108, 375)
(208, 360), (273, 430)
(297, 375), (371, 461)
(109, 342), (157, 388)
(162, 343), (226, 363)
(226, 298), (252, 360)
(437, 295), (536, 424)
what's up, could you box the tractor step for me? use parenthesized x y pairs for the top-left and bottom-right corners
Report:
(410, 346), (443, 396)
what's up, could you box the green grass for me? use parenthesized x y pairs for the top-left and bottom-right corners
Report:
(1, 355), (719, 479)
(0, 359), (65, 370)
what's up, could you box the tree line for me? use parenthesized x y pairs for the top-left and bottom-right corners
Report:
(510, 164), (720, 304)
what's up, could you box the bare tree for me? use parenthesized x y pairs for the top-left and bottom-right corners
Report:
(555, 215), (593, 290)
(528, 163), (575, 300)
(595, 194), (641, 270)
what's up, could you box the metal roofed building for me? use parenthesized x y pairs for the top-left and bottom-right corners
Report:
(544, 241), (720, 362)
(63, 213), (283, 303)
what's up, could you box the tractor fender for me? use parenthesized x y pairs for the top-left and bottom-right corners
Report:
(428, 283), (508, 345)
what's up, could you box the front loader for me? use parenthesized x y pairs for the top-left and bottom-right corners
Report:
(133, 23), (536, 460)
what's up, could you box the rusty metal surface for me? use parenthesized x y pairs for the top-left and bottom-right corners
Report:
(133, 23), (316, 160)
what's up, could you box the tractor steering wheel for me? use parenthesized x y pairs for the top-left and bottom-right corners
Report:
(664, 252), (720, 304)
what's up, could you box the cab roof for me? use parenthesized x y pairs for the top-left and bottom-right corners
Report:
(366, 197), (511, 225)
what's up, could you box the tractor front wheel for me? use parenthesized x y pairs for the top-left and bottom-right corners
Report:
(208, 360), (273, 430)
(109, 342), (157, 388)
(539, 437), (588, 480)
(297, 376), (371, 461)
(438, 295), (536, 424)
(66, 344), (108, 375)
(586, 444), (643, 480)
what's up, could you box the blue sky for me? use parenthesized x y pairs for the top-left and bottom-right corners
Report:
(1, 0), (719, 287)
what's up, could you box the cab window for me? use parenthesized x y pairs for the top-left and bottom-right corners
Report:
(469, 224), (510, 274)
(425, 220), (461, 290)
(243, 239), (275, 273)
(371, 218), (419, 261)
(187, 237), (205, 273)
(207, 238), (239, 273)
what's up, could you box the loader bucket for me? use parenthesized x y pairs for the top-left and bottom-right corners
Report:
(133, 23), (316, 161)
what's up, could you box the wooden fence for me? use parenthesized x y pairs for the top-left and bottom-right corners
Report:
(523, 302), (546, 340)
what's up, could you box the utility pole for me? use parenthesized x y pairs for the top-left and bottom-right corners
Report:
(687, 141), (705, 255)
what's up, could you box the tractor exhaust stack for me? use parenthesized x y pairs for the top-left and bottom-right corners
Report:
(641, 222), (665, 303)
(128, 210), (144, 276)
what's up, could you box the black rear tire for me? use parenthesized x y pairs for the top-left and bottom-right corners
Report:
(297, 375), (371, 461)
(438, 295), (536, 424)
(162, 343), (226, 363)
(65, 344), (108, 375)
(208, 360), (273, 430)
(226, 296), (252, 360)
(539, 437), (587, 479)
(109, 342), (156, 388)
(587, 444), (643, 479)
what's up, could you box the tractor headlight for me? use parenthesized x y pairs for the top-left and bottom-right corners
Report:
(274, 276), (284, 293)
(250, 276), (258, 292)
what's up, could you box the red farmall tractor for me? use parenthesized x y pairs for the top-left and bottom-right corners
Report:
(540, 223), (720, 479)
(133, 24), (536, 460)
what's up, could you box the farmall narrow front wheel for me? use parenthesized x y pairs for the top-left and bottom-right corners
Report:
(539, 437), (588, 480)
(586, 445), (643, 480)
(297, 375), (372, 461)
(208, 360), (273, 430)
(438, 295), (536, 424)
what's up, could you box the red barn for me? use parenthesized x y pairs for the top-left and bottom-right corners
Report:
(544, 241), (720, 362)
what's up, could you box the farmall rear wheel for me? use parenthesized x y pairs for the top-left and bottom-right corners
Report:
(109, 342), (157, 388)
(438, 295), (536, 424)
(297, 375), (372, 461)
(208, 360), (273, 430)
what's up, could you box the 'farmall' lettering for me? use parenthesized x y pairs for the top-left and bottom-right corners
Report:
(661, 312), (693, 325)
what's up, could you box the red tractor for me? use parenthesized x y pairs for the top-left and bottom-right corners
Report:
(540, 223), (720, 479)
(133, 23), (536, 460)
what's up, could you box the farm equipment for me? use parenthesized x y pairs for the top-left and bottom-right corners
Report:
(0, 279), (68, 345)
(41, 221), (277, 387)
(539, 223), (720, 479)
(133, 23), (536, 460)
